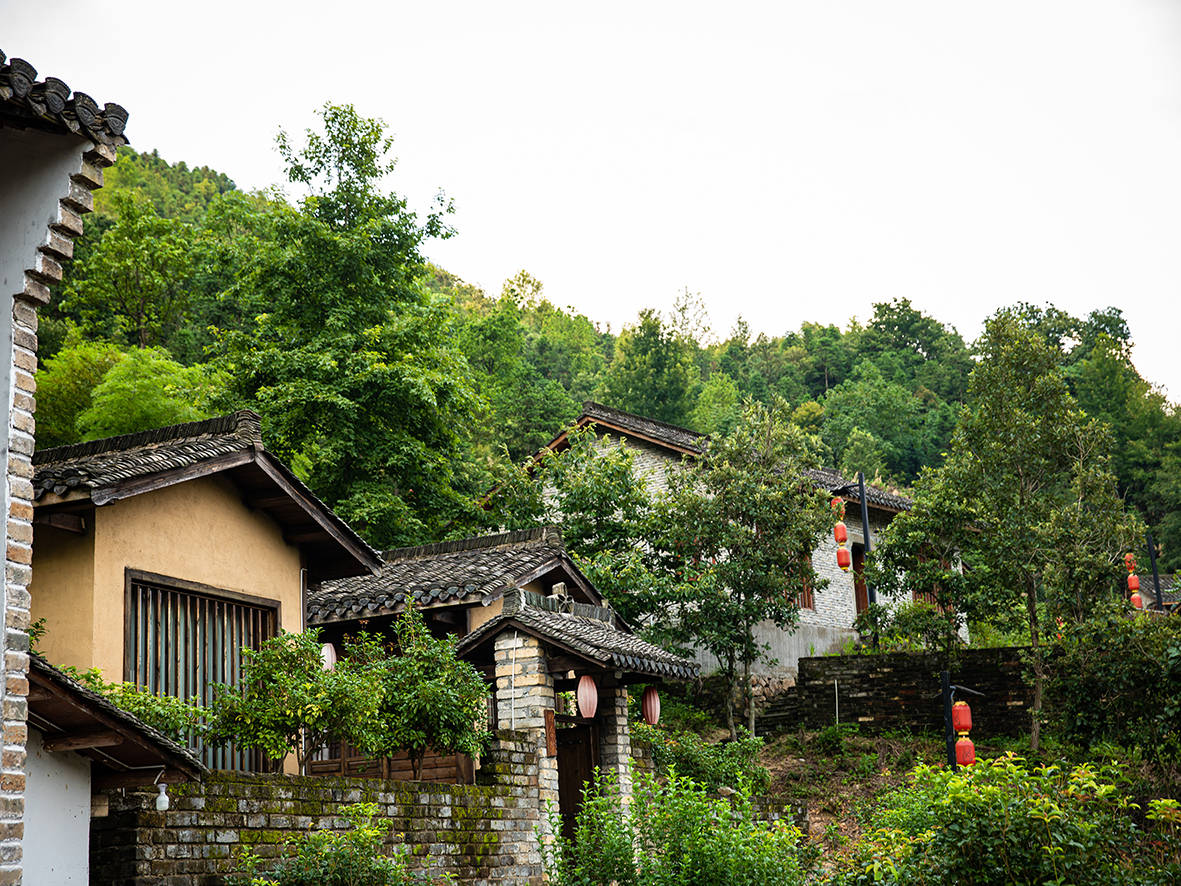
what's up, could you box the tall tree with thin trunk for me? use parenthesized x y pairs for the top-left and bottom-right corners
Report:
(869, 311), (1140, 751)
(656, 399), (830, 737)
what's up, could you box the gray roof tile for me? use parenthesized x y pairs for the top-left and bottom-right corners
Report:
(308, 527), (568, 623)
(0, 49), (128, 145)
(457, 588), (699, 680)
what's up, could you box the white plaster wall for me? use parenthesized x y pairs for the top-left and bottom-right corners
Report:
(25, 727), (92, 884)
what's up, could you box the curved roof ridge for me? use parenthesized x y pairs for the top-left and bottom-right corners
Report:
(34, 410), (261, 466)
(580, 401), (708, 453)
(0, 49), (128, 145)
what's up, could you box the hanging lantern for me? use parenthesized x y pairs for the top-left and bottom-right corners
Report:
(833, 522), (848, 546)
(955, 736), (976, 767)
(1131, 592), (1143, 610)
(1127, 573), (1141, 593)
(641, 686), (661, 726)
(836, 547), (852, 572)
(320, 642), (338, 671)
(952, 700), (972, 734)
(1124, 552), (1138, 573)
(576, 675), (599, 719)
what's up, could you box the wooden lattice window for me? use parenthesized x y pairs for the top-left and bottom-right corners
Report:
(124, 569), (278, 770)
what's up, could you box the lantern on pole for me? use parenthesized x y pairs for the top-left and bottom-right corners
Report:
(832, 498), (851, 572)
(641, 686), (661, 726)
(953, 699), (975, 766)
(577, 675), (599, 719)
(1125, 553), (1143, 609)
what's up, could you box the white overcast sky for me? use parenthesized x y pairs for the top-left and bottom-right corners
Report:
(7, 1), (1181, 399)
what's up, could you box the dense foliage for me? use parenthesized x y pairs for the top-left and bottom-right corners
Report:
(340, 608), (490, 779)
(45, 105), (1181, 568)
(632, 722), (769, 793)
(833, 755), (1181, 886)
(542, 769), (815, 886)
(869, 310), (1142, 749)
(232, 802), (443, 886)
(1046, 604), (1181, 764)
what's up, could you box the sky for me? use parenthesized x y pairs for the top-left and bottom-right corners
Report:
(7, 1), (1181, 398)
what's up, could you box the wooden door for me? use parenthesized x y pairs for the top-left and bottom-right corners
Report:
(556, 721), (598, 840)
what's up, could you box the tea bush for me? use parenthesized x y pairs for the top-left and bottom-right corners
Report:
(632, 722), (769, 792)
(542, 768), (815, 886)
(831, 754), (1181, 885)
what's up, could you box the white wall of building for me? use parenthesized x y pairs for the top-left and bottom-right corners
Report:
(26, 727), (91, 884)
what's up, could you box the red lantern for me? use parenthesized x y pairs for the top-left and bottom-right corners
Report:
(952, 701), (972, 734)
(836, 547), (852, 572)
(1127, 573), (1140, 592)
(641, 686), (661, 726)
(1125, 552), (1137, 572)
(1131, 592), (1143, 610)
(576, 675), (598, 719)
(955, 736), (976, 766)
(833, 522), (848, 546)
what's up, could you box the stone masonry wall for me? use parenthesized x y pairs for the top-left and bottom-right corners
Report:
(90, 732), (547, 886)
(795, 647), (1033, 737)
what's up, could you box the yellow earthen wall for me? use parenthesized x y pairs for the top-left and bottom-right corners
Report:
(29, 520), (96, 672)
(32, 475), (304, 679)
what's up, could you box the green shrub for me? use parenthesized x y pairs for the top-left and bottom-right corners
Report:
(832, 754), (1181, 885)
(231, 803), (444, 886)
(1045, 603), (1181, 763)
(58, 664), (206, 742)
(633, 722), (769, 793)
(814, 722), (858, 757)
(853, 601), (963, 655)
(542, 768), (815, 886)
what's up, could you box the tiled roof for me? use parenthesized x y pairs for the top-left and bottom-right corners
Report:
(34, 411), (264, 500)
(458, 588), (699, 680)
(807, 467), (912, 513)
(29, 655), (205, 779)
(308, 527), (570, 624)
(33, 411), (380, 579)
(1136, 573), (1178, 605)
(577, 402), (708, 454)
(0, 50), (128, 145)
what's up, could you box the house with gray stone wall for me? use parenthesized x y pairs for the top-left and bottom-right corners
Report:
(539, 402), (916, 682)
(1, 49), (128, 884)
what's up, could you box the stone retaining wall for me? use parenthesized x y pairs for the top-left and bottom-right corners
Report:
(795, 647), (1032, 737)
(90, 732), (546, 886)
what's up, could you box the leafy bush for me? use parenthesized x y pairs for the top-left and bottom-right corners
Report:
(231, 803), (444, 885)
(542, 768), (815, 886)
(853, 601), (963, 656)
(832, 754), (1181, 885)
(58, 664), (206, 741)
(339, 607), (490, 779)
(1045, 603), (1181, 763)
(632, 722), (769, 793)
(814, 722), (859, 757)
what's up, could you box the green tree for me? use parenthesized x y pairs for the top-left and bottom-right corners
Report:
(60, 191), (197, 349)
(34, 335), (126, 448)
(598, 309), (699, 426)
(76, 348), (223, 440)
(690, 371), (741, 434)
(821, 362), (923, 481)
(207, 629), (377, 772)
(486, 424), (662, 625)
(343, 608), (489, 780)
(656, 399), (829, 736)
(212, 103), (479, 547)
(869, 311), (1141, 750)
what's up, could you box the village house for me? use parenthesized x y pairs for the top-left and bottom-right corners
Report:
(30, 410), (381, 769)
(538, 401), (915, 681)
(1, 48), (130, 883)
(308, 526), (698, 834)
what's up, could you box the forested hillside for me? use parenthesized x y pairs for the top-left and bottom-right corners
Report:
(40, 105), (1181, 567)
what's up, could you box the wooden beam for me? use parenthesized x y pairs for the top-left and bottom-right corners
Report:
(33, 512), (86, 534)
(92, 451), (254, 506)
(43, 730), (123, 753)
(26, 687), (54, 703)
